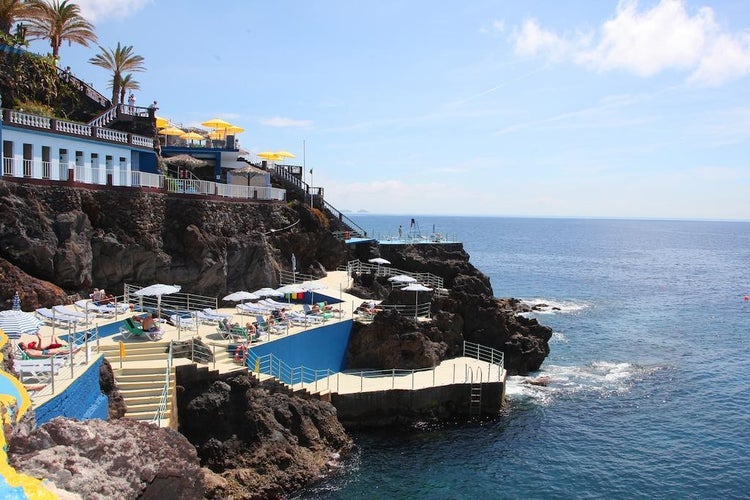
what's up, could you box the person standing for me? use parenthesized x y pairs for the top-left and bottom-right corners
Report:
(128, 93), (136, 113)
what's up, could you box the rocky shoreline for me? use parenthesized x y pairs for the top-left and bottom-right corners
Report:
(1, 181), (553, 497)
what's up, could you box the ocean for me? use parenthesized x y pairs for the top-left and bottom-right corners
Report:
(297, 216), (750, 499)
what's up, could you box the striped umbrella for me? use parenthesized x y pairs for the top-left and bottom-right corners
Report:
(0, 310), (44, 339)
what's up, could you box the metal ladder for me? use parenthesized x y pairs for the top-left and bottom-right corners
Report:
(468, 367), (482, 416)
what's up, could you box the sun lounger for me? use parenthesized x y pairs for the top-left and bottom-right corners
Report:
(169, 313), (197, 328)
(52, 305), (89, 323)
(197, 309), (234, 325)
(36, 307), (81, 327)
(236, 303), (270, 315)
(13, 356), (67, 384)
(217, 321), (249, 341)
(119, 317), (163, 341)
(74, 300), (129, 318)
(260, 298), (289, 309)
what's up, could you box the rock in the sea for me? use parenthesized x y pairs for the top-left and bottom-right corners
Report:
(176, 369), (352, 499)
(7, 418), (213, 499)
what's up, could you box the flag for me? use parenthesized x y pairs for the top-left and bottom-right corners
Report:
(309, 169), (313, 175)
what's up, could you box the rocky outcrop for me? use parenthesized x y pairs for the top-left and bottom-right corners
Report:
(348, 242), (552, 375)
(7, 418), (217, 499)
(99, 358), (127, 419)
(0, 181), (346, 307)
(176, 369), (352, 498)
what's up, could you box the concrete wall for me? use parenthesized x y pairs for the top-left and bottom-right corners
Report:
(249, 320), (353, 384)
(332, 382), (505, 428)
(34, 357), (109, 424)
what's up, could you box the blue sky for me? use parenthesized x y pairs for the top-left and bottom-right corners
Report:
(25, 0), (750, 219)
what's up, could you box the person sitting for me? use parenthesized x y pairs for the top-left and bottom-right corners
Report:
(133, 312), (158, 332)
(272, 308), (288, 322)
(310, 303), (322, 314)
(91, 288), (114, 305)
(245, 322), (258, 340)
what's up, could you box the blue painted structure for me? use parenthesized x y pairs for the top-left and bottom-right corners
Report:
(249, 320), (353, 384)
(34, 357), (109, 425)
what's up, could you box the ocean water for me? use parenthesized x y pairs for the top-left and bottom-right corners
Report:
(298, 216), (750, 499)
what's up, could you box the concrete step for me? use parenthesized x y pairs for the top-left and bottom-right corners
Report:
(126, 401), (163, 413)
(121, 387), (169, 398)
(115, 366), (174, 376)
(123, 410), (164, 420)
(116, 373), (170, 383)
(103, 352), (171, 362)
(98, 342), (171, 353)
(117, 380), (167, 391)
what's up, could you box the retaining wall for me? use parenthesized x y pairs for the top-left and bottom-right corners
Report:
(332, 382), (505, 428)
(34, 356), (109, 424)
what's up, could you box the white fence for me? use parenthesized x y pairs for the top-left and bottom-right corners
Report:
(2, 157), (287, 202)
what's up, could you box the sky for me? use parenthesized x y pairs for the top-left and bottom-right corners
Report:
(24, 0), (750, 219)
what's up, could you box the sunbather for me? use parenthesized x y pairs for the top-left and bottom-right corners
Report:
(19, 334), (70, 357)
(132, 312), (158, 331)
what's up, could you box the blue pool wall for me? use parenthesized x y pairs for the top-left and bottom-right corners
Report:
(249, 320), (353, 376)
(34, 356), (109, 425)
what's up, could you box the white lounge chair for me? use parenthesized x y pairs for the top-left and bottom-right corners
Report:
(52, 305), (89, 324)
(169, 313), (197, 328)
(13, 356), (67, 384)
(36, 307), (80, 327)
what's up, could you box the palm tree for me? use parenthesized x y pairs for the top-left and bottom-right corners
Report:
(24, 0), (96, 60)
(116, 73), (140, 105)
(0, 0), (30, 35)
(89, 42), (145, 105)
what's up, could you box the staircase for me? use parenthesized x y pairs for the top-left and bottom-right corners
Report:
(98, 341), (175, 427)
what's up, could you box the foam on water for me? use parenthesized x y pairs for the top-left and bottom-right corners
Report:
(506, 361), (668, 406)
(520, 297), (589, 315)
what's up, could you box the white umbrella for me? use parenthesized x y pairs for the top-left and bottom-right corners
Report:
(0, 310), (44, 339)
(223, 291), (260, 302)
(300, 281), (327, 304)
(253, 287), (284, 298)
(133, 284), (181, 319)
(388, 274), (417, 286)
(368, 257), (391, 275)
(402, 283), (433, 320)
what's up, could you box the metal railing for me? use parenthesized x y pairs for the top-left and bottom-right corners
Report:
(345, 259), (445, 290)
(278, 269), (317, 285)
(124, 284), (218, 320)
(152, 342), (173, 425)
(463, 340), (504, 370)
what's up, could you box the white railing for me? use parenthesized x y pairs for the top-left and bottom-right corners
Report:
(345, 259), (445, 290)
(87, 105), (118, 128)
(131, 135), (153, 148)
(1, 157), (287, 202)
(95, 128), (129, 143)
(152, 342), (173, 426)
(245, 348), (503, 395)
(56, 119), (91, 136)
(9, 110), (51, 129)
(463, 340), (504, 369)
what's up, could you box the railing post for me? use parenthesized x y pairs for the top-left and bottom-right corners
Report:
(50, 356), (55, 394)
(360, 371), (364, 392)
(411, 370), (415, 390)
(392, 368), (395, 389)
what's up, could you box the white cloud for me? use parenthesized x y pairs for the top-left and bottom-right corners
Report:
(260, 117), (313, 128)
(511, 0), (750, 86)
(76, 0), (151, 22)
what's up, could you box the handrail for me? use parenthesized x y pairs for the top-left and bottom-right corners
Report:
(346, 259), (445, 290)
(278, 269), (317, 285)
(152, 342), (173, 425)
(57, 66), (111, 108)
(463, 340), (504, 372)
(321, 198), (368, 237)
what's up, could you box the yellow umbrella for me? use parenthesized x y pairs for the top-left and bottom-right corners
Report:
(180, 132), (204, 140)
(276, 150), (296, 159)
(155, 116), (169, 129)
(208, 130), (224, 140)
(223, 125), (245, 135)
(159, 126), (185, 146)
(258, 152), (280, 160)
(201, 118), (233, 129)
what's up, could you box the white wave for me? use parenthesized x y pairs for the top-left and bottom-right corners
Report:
(505, 361), (664, 406)
(549, 331), (568, 343)
(521, 298), (589, 315)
